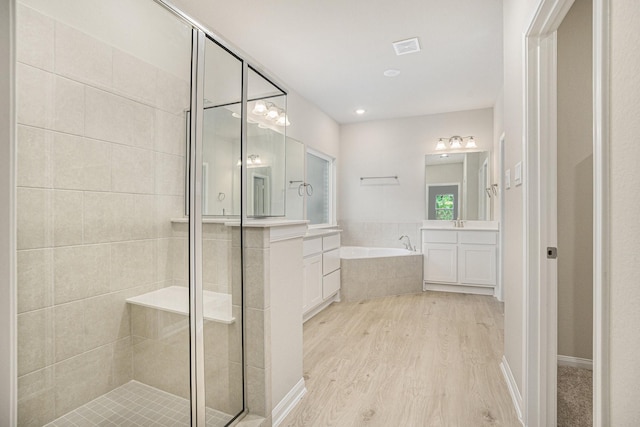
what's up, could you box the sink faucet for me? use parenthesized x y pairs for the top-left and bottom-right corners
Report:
(399, 235), (416, 251)
(452, 218), (465, 228)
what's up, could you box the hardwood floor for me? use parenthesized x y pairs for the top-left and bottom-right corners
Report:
(281, 291), (521, 427)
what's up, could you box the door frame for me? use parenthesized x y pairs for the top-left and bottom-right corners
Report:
(523, 0), (610, 426)
(497, 133), (506, 302)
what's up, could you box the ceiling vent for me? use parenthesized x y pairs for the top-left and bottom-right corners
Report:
(392, 37), (421, 56)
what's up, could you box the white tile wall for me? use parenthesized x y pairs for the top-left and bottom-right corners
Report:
(54, 23), (113, 89)
(13, 5), (248, 425)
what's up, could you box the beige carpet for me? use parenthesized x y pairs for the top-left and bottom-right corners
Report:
(558, 365), (592, 427)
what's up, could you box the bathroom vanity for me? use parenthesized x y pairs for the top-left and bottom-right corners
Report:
(421, 221), (500, 298)
(302, 229), (342, 322)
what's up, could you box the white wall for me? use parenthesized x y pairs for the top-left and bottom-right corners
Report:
(610, 0), (640, 423)
(0, 0), (16, 423)
(557, 0), (593, 361)
(339, 108), (494, 223)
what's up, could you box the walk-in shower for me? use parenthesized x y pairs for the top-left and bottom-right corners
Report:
(15, 0), (287, 425)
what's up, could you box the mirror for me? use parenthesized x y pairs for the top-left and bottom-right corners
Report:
(197, 54), (288, 217)
(201, 107), (287, 217)
(425, 151), (492, 220)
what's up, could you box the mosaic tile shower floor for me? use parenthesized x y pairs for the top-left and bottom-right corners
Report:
(44, 381), (234, 427)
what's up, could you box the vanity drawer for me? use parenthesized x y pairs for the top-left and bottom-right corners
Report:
(303, 237), (323, 257)
(323, 234), (341, 251)
(422, 230), (457, 244)
(323, 248), (341, 275)
(459, 231), (497, 245)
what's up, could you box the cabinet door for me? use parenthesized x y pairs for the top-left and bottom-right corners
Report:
(303, 254), (323, 313)
(458, 245), (496, 286)
(322, 269), (341, 299)
(423, 244), (457, 283)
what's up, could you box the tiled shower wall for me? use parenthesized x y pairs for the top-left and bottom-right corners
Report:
(16, 4), (188, 425)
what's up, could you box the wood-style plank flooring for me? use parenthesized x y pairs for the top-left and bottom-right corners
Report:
(281, 291), (521, 427)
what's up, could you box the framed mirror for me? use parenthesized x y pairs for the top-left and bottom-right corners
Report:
(425, 151), (492, 221)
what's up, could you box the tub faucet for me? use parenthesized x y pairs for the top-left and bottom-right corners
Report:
(399, 235), (415, 251)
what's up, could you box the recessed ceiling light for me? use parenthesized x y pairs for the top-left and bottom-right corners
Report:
(392, 37), (421, 56)
(355, 109), (366, 115)
(383, 69), (401, 77)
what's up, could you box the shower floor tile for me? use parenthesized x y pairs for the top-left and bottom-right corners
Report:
(44, 381), (235, 427)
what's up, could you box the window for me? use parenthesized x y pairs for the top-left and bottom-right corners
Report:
(435, 194), (455, 220)
(306, 149), (334, 226)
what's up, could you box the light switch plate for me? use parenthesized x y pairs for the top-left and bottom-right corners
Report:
(515, 162), (522, 186)
(505, 169), (511, 189)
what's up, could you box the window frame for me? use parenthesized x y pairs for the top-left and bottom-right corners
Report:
(305, 147), (336, 228)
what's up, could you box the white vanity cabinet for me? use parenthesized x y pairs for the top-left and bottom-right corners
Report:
(302, 254), (323, 312)
(302, 231), (341, 321)
(422, 227), (499, 297)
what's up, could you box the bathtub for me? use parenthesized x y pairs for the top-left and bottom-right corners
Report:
(340, 246), (423, 302)
(340, 246), (415, 259)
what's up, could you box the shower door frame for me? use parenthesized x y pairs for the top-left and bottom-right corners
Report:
(155, 1), (288, 425)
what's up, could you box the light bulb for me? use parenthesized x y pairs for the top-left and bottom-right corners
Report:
(436, 139), (446, 150)
(253, 155), (262, 165)
(266, 106), (279, 120)
(450, 137), (462, 149)
(276, 113), (291, 126)
(237, 158), (242, 166)
(252, 101), (267, 115)
(465, 137), (477, 148)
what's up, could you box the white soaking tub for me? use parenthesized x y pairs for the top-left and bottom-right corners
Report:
(340, 246), (423, 301)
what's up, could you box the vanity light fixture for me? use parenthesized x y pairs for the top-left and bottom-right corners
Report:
(250, 100), (290, 126)
(276, 112), (290, 126)
(435, 136), (478, 150)
(237, 154), (263, 167)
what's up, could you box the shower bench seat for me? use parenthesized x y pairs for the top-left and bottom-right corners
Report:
(126, 285), (235, 324)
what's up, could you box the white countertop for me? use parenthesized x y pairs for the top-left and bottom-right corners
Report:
(421, 220), (499, 231)
(126, 286), (234, 324)
(171, 217), (309, 228)
(420, 226), (500, 231)
(304, 228), (342, 238)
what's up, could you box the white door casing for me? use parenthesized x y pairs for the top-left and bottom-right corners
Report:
(522, 0), (610, 426)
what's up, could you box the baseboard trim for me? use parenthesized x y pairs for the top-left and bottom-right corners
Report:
(423, 282), (495, 296)
(500, 355), (525, 426)
(272, 378), (306, 427)
(303, 294), (338, 323)
(557, 355), (593, 370)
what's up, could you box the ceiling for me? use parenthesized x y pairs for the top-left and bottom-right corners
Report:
(204, 0), (503, 124)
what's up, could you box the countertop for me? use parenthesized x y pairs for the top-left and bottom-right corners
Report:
(304, 228), (342, 239)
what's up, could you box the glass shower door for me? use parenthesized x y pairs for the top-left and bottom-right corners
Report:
(194, 35), (245, 426)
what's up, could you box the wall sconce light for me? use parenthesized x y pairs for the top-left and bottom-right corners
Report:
(436, 136), (477, 150)
(251, 101), (291, 127)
